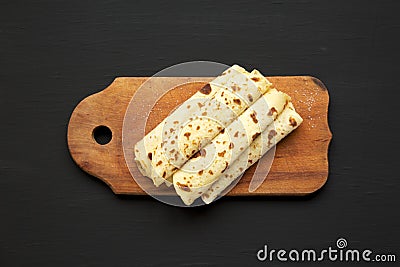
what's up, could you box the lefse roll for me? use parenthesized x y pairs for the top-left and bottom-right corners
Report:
(201, 102), (303, 204)
(173, 89), (291, 205)
(134, 65), (272, 186)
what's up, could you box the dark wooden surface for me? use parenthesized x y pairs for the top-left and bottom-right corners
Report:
(67, 76), (331, 196)
(1, 0), (399, 266)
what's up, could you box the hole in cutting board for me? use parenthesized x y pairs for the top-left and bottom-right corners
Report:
(93, 125), (112, 145)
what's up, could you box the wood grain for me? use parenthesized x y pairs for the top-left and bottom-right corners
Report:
(67, 76), (332, 196)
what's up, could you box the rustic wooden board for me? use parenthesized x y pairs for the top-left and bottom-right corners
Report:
(67, 76), (332, 196)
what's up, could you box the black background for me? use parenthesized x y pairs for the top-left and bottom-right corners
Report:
(1, 0), (399, 266)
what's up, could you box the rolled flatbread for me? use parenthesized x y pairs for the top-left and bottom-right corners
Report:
(201, 102), (303, 204)
(173, 89), (290, 205)
(134, 82), (221, 178)
(134, 65), (246, 181)
(135, 65), (273, 186)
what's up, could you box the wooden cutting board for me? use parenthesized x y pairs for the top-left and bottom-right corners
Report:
(67, 76), (332, 196)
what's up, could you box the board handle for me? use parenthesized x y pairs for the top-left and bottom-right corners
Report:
(67, 78), (146, 194)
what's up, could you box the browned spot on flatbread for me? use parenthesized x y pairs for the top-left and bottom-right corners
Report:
(200, 148), (206, 157)
(192, 151), (201, 158)
(289, 117), (297, 127)
(147, 153), (152, 160)
(202, 112), (207, 116)
(229, 142), (234, 149)
(267, 107), (277, 116)
(176, 182), (191, 192)
(252, 132), (260, 141)
(250, 111), (258, 123)
(173, 121), (179, 124)
(200, 84), (212, 95)
(184, 132), (191, 140)
(197, 102), (204, 108)
(198, 170), (203, 175)
(248, 94), (253, 102)
(169, 128), (174, 133)
(220, 128), (225, 134)
(196, 125), (200, 130)
(251, 77), (260, 82)
(234, 131), (239, 137)
(268, 129), (277, 140)
(233, 98), (241, 105)
(221, 161), (229, 173)
(208, 170), (214, 175)
(162, 171), (166, 178)
(218, 150), (226, 157)
(156, 160), (162, 166)
(232, 85), (239, 91)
